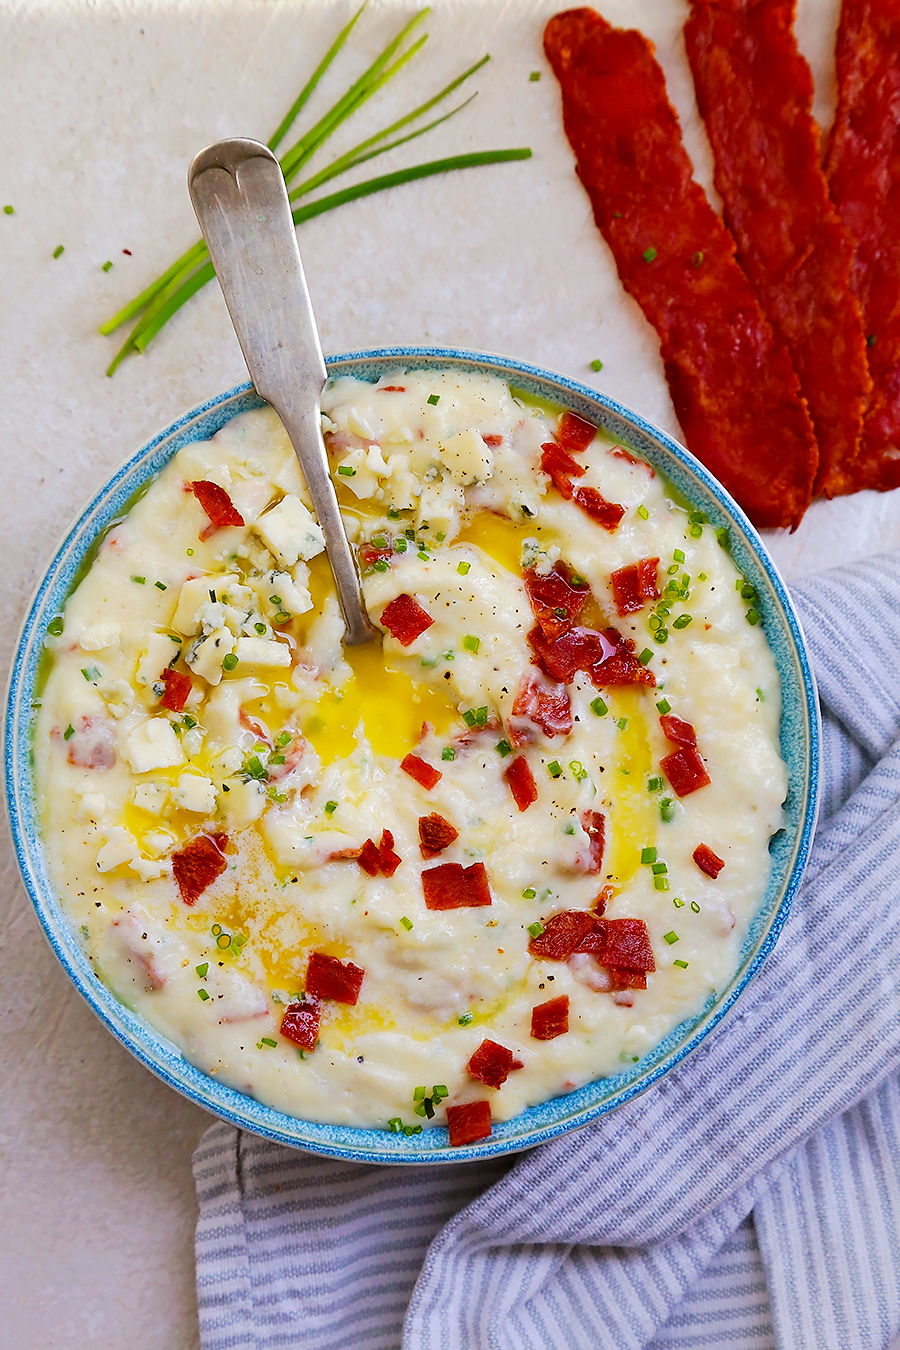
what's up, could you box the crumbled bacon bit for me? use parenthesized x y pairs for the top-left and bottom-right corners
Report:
(467, 1038), (515, 1088)
(482, 433), (503, 447)
(540, 442), (586, 498)
(380, 593), (434, 646)
(693, 843), (725, 878)
(447, 1100), (492, 1146)
(279, 1000), (320, 1051)
(505, 755), (539, 812)
(602, 917), (655, 973)
(573, 921), (606, 953)
(190, 480), (244, 536)
(523, 561), (589, 639)
(529, 910), (599, 960)
(239, 710), (270, 743)
(379, 385), (406, 392)
(419, 813), (458, 857)
(379, 829), (401, 877)
(573, 486), (626, 531)
(306, 951), (365, 1005)
(509, 671), (572, 743)
(578, 809), (606, 874)
(531, 995), (569, 1040)
(528, 624), (655, 688)
(558, 410), (597, 452)
(172, 834), (228, 906)
(359, 544), (393, 571)
(660, 713), (698, 746)
(610, 558), (660, 615)
(357, 839), (381, 876)
(662, 744), (711, 797)
(401, 753), (442, 789)
(422, 862), (492, 910)
(159, 668), (192, 713)
(65, 716), (115, 770)
(593, 884), (615, 915)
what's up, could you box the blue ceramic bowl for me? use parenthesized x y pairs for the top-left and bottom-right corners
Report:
(5, 347), (820, 1163)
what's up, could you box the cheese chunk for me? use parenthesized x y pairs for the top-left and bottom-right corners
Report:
(171, 772), (217, 814)
(122, 718), (186, 773)
(233, 637), (292, 669)
(253, 494), (325, 566)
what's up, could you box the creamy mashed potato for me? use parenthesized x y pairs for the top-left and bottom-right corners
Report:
(35, 370), (786, 1138)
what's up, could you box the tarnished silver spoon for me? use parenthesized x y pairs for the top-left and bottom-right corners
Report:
(188, 137), (373, 646)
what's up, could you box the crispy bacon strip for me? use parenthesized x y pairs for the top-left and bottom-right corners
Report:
(660, 713), (698, 746)
(524, 562), (589, 640)
(504, 755), (539, 811)
(602, 917), (655, 973)
(544, 8), (817, 528)
(306, 951), (364, 1005)
(279, 1000), (320, 1052)
(662, 745), (711, 797)
(190, 480), (244, 533)
(467, 1039), (515, 1088)
(401, 753), (441, 789)
(693, 842), (725, 878)
(422, 862), (492, 910)
(378, 829), (401, 878)
(557, 411), (597, 452)
(509, 671), (573, 743)
(380, 594), (434, 646)
(419, 813), (458, 857)
(685, 0), (870, 497)
(159, 668), (192, 713)
(531, 995), (570, 1040)
(529, 909), (600, 960)
(610, 559), (659, 616)
(447, 1100), (492, 1146)
(573, 487), (626, 531)
(529, 624), (655, 689)
(826, 0), (900, 492)
(172, 834), (227, 906)
(540, 442), (586, 498)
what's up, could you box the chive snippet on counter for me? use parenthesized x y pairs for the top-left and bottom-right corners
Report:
(100, 4), (532, 375)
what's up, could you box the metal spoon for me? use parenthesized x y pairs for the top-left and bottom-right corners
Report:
(188, 137), (373, 646)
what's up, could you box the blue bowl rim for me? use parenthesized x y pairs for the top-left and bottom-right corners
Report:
(4, 344), (820, 1164)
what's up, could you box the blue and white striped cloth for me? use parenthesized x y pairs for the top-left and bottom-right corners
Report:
(194, 551), (900, 1350)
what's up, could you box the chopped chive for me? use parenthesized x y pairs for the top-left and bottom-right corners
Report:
(673, 897), (684, 908)
(420, 655), (438, 668)
(689, 524), (702, 538)
(527, 921), (545, 938)
(275, 611), (292, 623)
(674, 959), (689, 968)
(741, 582), (757, 600)
(413, 1085), (426, 1100)
(663, 931), (679, 945)
(654, 629), (669, 643)
(643, 246), (657, 262)
(667, 563), (679, 576)
(102, 260), (113, 272)
(260, 1036), (277, 1048)
(197, 988), (210, 1001)
(569, 760), (588, 782)
(3, 205), (13, 214)
(746, 608), (760, 625)
(64, 724), (75, 740)
(563, 822), (576, 835)
(211, 924), (222, 936)
(673, 549), (685, 564)
(81, 665), (100, 682)
(395, 538), (408, 553)
(463, 634), (481, 653)
(427, 393), (440, 405)
(656, 699), (671, 715)
(647, 776), (662, 792)
(523, 887), (537, 899)
(692, 251), (703, 267)
(691, 900), (701, 913)
(590, 696), (608, 716)
(637, 504), (649, 520)
(208, 589), (217, 604)
(155, 580), (167, 591)
(640, 847), (657, 864)
(52, 244), (64, 258)
(222, 653), (238, 671)
(496, 738), (512, 757)
(196, 963), (208, 978)
(756, 687), (766, 701)
(590, 358), (603, 372)
(716, 527), (729, 547)
(269, 594), (282, 605)
(372, 558), (389, 572)
(324, 800), (338, 814)
(638, 647), (653, 664)
(672, 614), (692, 630)
(660, 798), (676, 822)
(616, 716), (628, 731)
(432, 1084), (448, 1100)
(131, 575), (146, 585)
(186, 547), (194, 556)
(389, 1118), (403, 1133)
(183, 715), (197, 729)
(547, 760), (563, 778)
(400, 916), (414, 931)
(254, 621), (267, 635)
(458, 1011), (474, 1025)
(403, 1125), (423, 1136)
(337, 465), (356, 476)
(46, 616), (64, 636)
(457, 560), (471, 575)
(417, 550), (430, 561)
(529, 70), (541, 81)
(276, 731), (291, 748)
(651, 862), (667, 874)
(442, 747), (455, 761)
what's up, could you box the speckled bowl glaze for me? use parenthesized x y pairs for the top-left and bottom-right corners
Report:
(5, 347), (820, 1163)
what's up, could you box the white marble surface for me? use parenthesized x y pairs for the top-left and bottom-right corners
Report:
(2, 0), (898, 1344)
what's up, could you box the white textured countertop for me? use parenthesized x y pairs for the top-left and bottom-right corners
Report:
(2, 0), (898, 1344)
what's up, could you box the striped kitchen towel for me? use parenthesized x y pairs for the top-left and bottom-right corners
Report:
(194, 550), (900, 1350)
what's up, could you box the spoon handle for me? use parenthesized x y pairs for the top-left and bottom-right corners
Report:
(188, 137), (373, 646)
